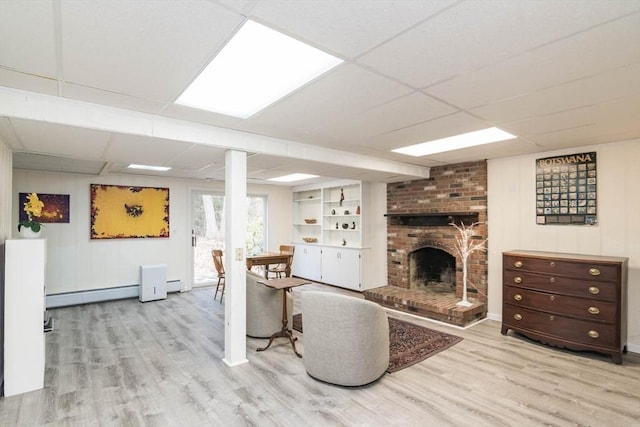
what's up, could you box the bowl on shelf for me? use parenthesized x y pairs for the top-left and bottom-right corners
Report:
(302, 237), (318, 243)
(304, 218), (317, 224)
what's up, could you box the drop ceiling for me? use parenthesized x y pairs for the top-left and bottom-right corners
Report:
(1, 0), (638, 185)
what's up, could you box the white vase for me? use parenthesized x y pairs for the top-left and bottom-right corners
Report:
(20, 227), (42, 239)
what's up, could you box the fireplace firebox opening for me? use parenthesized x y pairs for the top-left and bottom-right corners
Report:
(409, 247), (456, 293)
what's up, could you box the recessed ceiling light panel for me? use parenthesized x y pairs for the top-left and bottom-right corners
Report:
(392, 127), (516, 157)
(128, 164), (172, 172)
(176, 20), (343, 119)
(268, 173), (318, 183)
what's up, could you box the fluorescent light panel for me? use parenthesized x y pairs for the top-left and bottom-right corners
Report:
(176, 20), (343, 119)
(392, 127), (516, 157)
(269, 173), (318, 183)
(128, 164), (172, 172)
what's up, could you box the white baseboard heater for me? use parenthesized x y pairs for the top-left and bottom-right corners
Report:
(46, 279), (182, 308)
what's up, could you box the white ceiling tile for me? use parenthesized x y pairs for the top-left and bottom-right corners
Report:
(310, 91), (459, 146)
(168, 144), (229, 170)
(250, 0), (456, 57)
(105, 134), (193, 165)
(517, 98), (640, 148)
(425, 13), (640, 109)
(525, 124), (640, 149)
(60, 0), (244, 101)
(471, 63), (640, 124)
(358, 0), (640, 88)
(0, 68), (59, 96)
(425, 138), (541, 164)
(251, 63), (413, 138)
(370, 111), (495, 152)
(62, 83), (168, 115)
(503, 96), (640, 138)
(13, 152), (106, 175)
(0, 1), (57, 77)
(215, 0), (259, 16)
(9, 118), (111, 158)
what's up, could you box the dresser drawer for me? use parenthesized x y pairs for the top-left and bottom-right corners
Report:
(503, 270), (617, 301)
(503, 305), (618, 348)
(504, 286), (617, 323)
(504, 255), (619, 281)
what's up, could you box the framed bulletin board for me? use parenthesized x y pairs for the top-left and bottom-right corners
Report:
(536, 151), (597, 225)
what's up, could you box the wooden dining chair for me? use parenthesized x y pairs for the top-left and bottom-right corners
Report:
(212, 249), (225, 302)
(267, 245), (295, 278)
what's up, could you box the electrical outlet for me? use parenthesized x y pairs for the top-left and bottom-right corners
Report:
(235, 248), (243, 261)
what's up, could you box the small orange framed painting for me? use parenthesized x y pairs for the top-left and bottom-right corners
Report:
(90, 184), (170, 239)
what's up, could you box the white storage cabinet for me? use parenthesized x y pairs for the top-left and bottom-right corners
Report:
(4, 239), (46, 396)
(292, 243), (322, 282)
(320, 247), (362, 290)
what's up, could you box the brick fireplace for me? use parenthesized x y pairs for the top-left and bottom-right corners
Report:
(364, 161), (488, 327)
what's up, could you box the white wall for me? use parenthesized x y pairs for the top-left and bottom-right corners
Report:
(12, 169), (292, 295)
(488, 138), (640, 350)
(0, 138), (12, 240)
(0, 137), (13, 387)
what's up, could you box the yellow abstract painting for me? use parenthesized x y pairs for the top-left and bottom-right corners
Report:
(90, 184), (170, 239)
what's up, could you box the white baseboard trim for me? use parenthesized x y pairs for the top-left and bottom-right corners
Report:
(486, 312), (501, 322)
(626, 342), (640, 355)
(46, 280), (183, 308)
(223, 358), (249, 368)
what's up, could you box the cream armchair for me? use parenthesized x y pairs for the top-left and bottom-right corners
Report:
(246, 270), (293, 338)
(301, 291), (389, 386)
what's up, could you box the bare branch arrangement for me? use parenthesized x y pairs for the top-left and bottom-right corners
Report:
(451, 221), (487, 306)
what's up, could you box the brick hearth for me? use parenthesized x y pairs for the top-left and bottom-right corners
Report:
(364, 286), (485, 327)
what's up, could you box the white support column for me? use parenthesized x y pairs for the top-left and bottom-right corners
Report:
(222, 149), (248, 367)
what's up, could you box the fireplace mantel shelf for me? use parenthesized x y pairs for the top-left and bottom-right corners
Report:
(384, 212), (479, 226)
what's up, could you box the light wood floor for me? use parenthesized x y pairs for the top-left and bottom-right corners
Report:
(2, 284), (639, 427)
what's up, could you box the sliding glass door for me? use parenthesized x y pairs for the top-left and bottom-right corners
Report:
(191, 190), (266, 288)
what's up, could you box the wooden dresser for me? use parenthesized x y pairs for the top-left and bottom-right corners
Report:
(501, 250), (628, 364)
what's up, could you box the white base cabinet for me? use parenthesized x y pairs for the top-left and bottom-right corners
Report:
(292, 244), (322, 282)
(4, 239), (46, 396)
(321, 247), (362, 290)
(293, 244), (375, 291)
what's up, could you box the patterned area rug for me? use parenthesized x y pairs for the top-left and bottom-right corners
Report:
(291, 313), (463, 373)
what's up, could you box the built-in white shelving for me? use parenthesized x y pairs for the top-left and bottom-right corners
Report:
(291, 180), (379, 291)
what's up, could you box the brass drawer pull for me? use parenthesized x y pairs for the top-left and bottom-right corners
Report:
(550, 261), (555, 267)
(513, 294), (523, 301)
(588, 306), (600, 315)
(550, 277), (555, 283)
(588, 330), (599, 339)
(514, 314), (522, 321)
(514, 276), (522, 284)
(514, 261), (523, 268)
(549, 295), (555, 301)
(549, 315), (554, 321)
(588, 286), (600, 295)
(589, 268), (600, 276)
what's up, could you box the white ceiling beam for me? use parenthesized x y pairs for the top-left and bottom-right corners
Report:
(0, 86), (430, 180)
